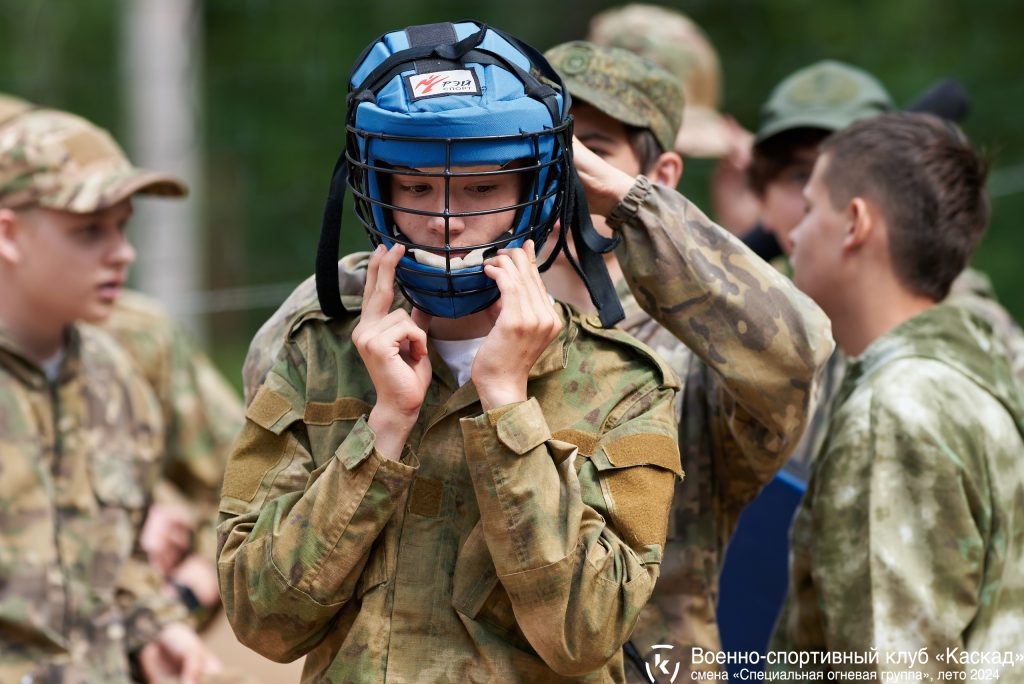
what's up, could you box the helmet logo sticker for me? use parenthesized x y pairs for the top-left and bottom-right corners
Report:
(405, 69), (481, 101)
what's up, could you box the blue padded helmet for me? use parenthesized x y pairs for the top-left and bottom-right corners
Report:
(316, 21), (624, 325)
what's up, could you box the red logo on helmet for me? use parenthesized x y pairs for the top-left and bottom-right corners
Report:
(415, 74), (450, 95)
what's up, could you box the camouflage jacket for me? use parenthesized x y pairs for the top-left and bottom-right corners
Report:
(605, 177), (834, 680)
(0, 322), (185, 682)
(241, 251), (371, 406)
(947, 267), (1024, 382)
(102, 290), (244, 568)
(770, 304), (1024, 679)
(219, 299), (682, 682)
(785, 267), (1024, 482)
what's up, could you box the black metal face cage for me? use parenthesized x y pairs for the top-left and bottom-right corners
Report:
(345, 120), (574, 289)
(316, 21), (625, 326)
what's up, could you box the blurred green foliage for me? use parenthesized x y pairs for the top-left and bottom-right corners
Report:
(2, 0), (1023, 390)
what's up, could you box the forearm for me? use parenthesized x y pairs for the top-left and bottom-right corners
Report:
(461, 397), (675, 675)
(609, 177), (833, 448)
(217, 417), (416, 661)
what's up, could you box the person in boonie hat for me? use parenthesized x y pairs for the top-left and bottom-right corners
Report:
(748, 60), (893, 255)
(0, 97), (223, 682)
(587, 4), (762, 234)
(587, 3), (731, 158)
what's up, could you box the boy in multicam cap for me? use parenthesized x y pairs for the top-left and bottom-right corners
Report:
(772, 112), (1024, 678)
(0, 97), (221, 681)
(543, 41), (834, 681)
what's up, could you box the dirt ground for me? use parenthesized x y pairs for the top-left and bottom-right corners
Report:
(202, 610), (305, 682)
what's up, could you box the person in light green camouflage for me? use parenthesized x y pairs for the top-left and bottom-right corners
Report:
(770, 113), (1024, 677)
(0, 97), (221, 681)
(544, 41), (835, 681)
(219, 22), (685, 681)
(748, 60), (1024, 476)
(102, 288), (245, 627)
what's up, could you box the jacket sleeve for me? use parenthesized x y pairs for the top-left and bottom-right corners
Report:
(608, 177), (835, 500)
(216, 333), (417, 663)
(460, 379), (680, 676)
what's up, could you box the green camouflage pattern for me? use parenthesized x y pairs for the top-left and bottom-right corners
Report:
(784, 266), (1024, 481)
(242, 251), (373, 406)
(220, 296), (682, 681)
(235, 173), (833, 681)
(0, 321), (186, 682)
(101, 290), (244, 574)
(756, 60), (894, 144)
(604, 176), (835, 680)
(546, 41), (684, 153)
(947, 267), (1024, 381)
(771, 304), (1024, 678)
(0, 106), (186, 212)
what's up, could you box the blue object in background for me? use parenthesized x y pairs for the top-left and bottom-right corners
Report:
(716, 468), (807, 678)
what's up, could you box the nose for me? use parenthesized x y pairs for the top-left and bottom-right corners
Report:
(108, 227), (136, 267)
(425, 211), (465, 244)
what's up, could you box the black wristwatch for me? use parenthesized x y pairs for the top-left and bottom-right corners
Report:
(172, 580), (202, 613)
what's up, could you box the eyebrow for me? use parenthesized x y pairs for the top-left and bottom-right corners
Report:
(578, 131), (620, 146)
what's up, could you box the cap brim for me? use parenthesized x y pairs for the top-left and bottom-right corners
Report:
(754, 112), (854, 144)
(41, 166), (188, 213)
(111, 169), (189, 202)
(676, 105), (732, 158)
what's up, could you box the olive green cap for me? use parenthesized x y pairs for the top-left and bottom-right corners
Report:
(545, 40), (684, 153)
(756, 60), (894, 143)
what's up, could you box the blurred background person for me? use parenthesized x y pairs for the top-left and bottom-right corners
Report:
(0, 96), (221, 684)
(587, 3), (762, 235)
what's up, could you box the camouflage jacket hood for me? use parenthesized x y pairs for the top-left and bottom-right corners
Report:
(839, 303), (1024, 438)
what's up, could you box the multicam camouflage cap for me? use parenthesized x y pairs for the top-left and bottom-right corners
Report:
(0, 100), (186, 213)
(545, 41), (683, 154)
(756, 60), (894, 143)
(588, 3), (730, 158)
(0, 94), (34, 127)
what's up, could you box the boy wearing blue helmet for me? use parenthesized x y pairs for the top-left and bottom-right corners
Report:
(218, 22), (682, 681)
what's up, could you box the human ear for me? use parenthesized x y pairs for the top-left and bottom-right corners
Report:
(0, 209), (23, 265)
(842, 197), (875, 253)
(647, 151), (683, 189)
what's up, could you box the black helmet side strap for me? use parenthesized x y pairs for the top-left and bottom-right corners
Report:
(315, 150), (349, 318)
(562, 168), (625, 327)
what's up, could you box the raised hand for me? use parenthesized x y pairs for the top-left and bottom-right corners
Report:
(472, 240), (562, 411)
(352, 244), (432, 460)
(571, 136), (637, 218)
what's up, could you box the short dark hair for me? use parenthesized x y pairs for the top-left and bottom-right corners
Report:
(747, 127), (830, 196)
(821, 112), (989, 301)
(626, 125), (665, 174)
